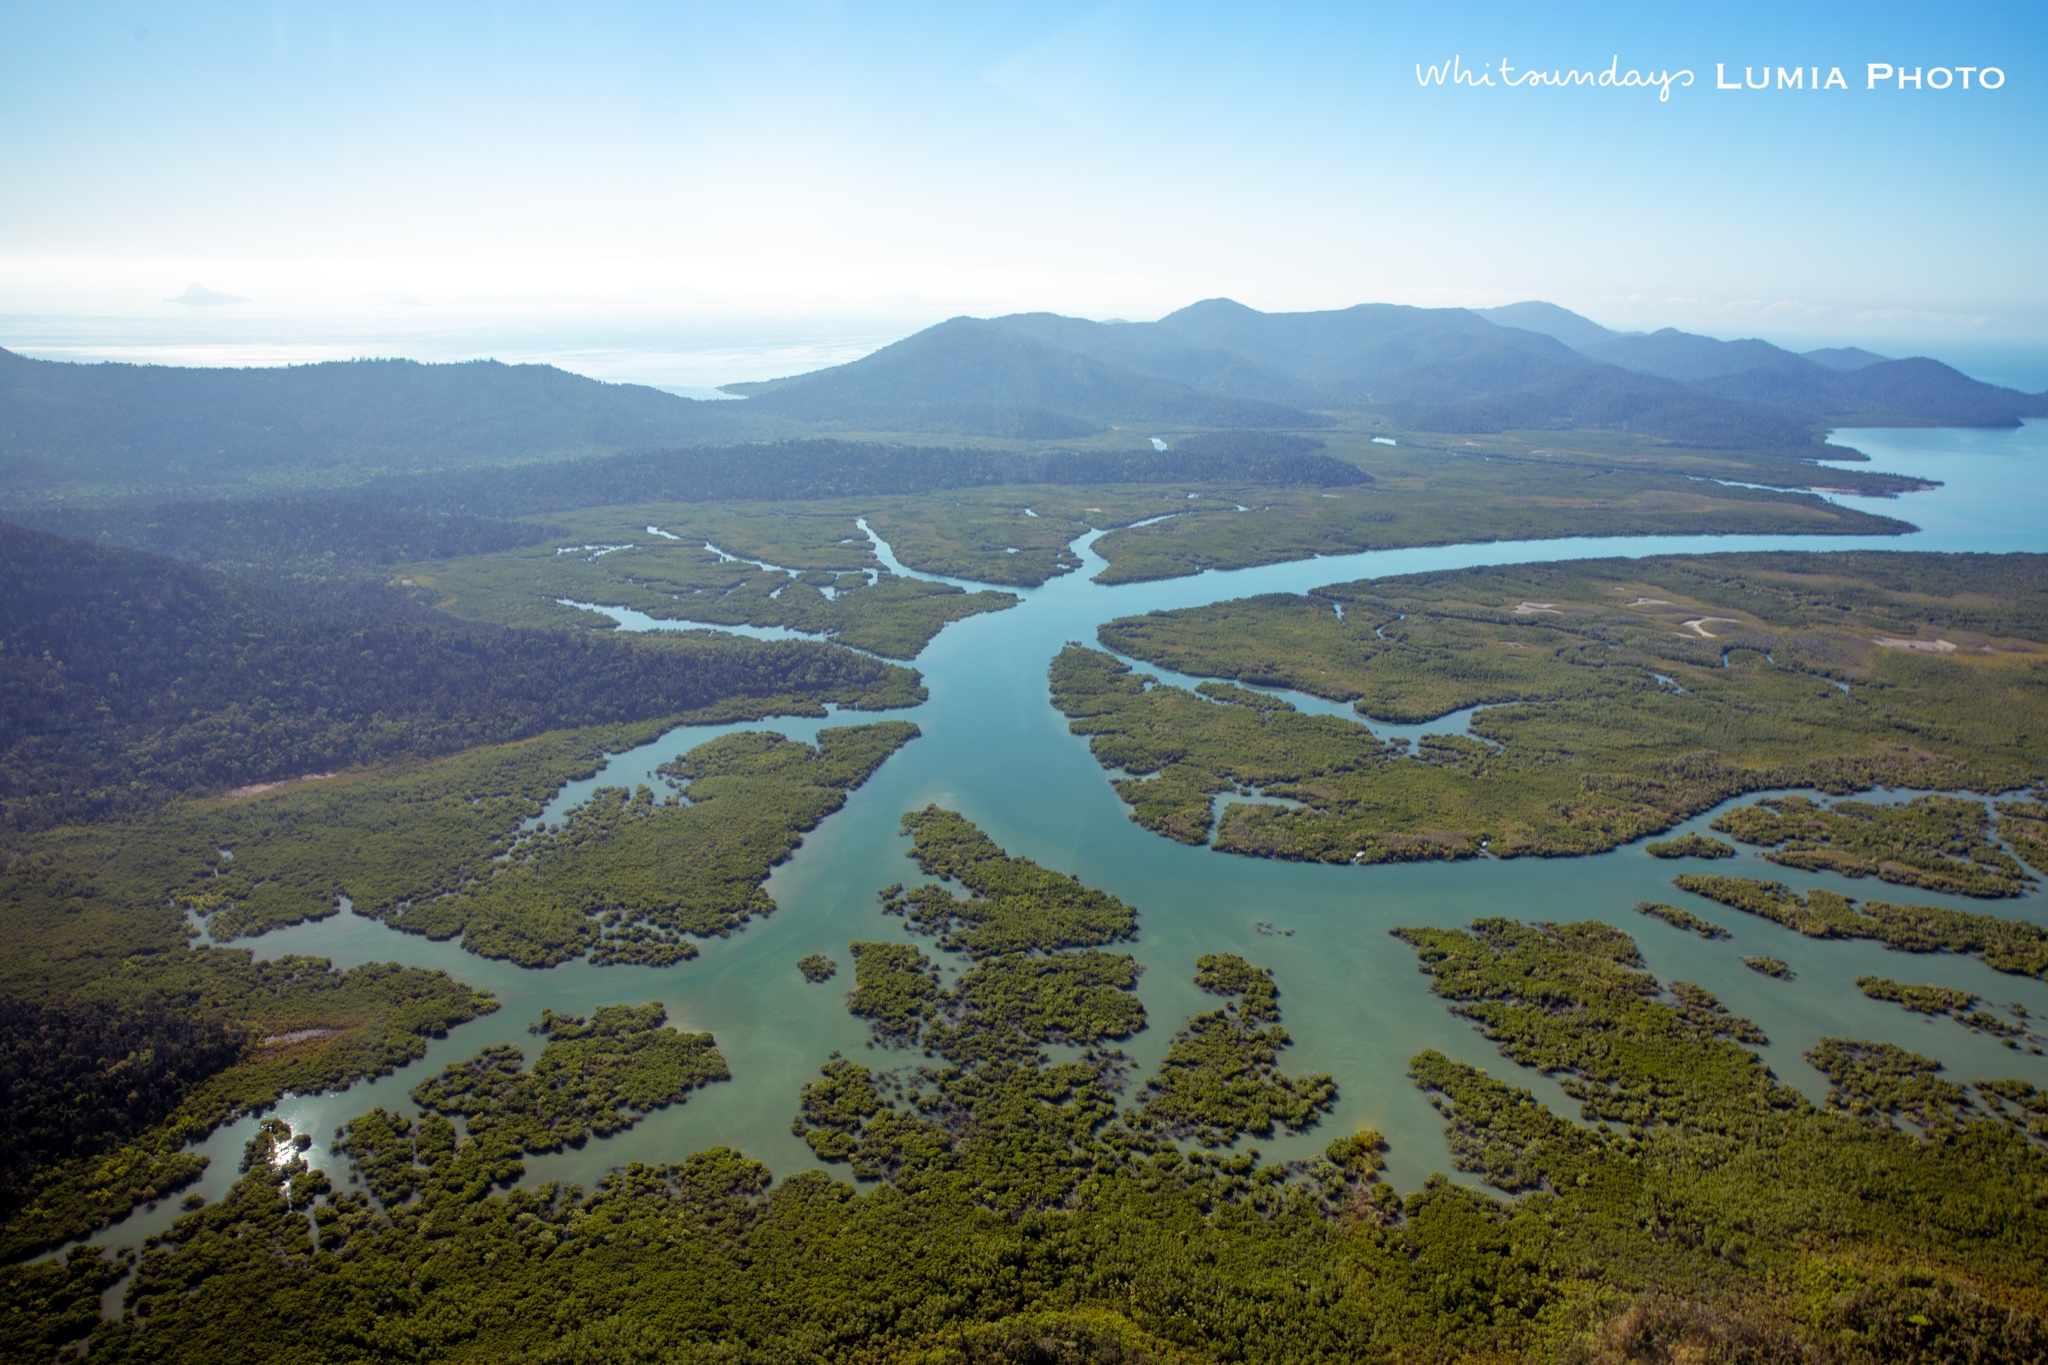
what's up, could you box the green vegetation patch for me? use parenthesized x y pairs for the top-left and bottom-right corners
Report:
(1806, 1039), (1973, 1131)
(1743, 955), (1794, 980)
(1713, 793), (2033, 898)
(1996, 798), (2048, 876)
(844, 941), (941, 1045)
(1064, 552), (2048, 861)
(1978, 1079), (2048, 1143)
(410, 505), (1018, 659)
(805, 814), (1341, 1207)
(0, 998), (245, 1220)
(0, 949), (494, 1258)
(1129, 954), (1335, 1147)
(881, 805), (1139, 955)
(1859, 976), (1977, 1016)
(339, 1003), (726, 1205)
(1644, 833), (1736, 860)
(1397, 919), (1780, 1144)
(380, 723), (919, 966)
(1086, 448), (1910, 584)
(157, 720), (675, 942)
(930, 951), (1147, 1065)
(797, 953), (837, 983)
(1049, 647), (1410, 856)
(1674, 874), (2048, 979)
(0, 521), (922, 832)
(19, 868), (2048, 1359)
(1635, 900), (1730, 939)
(1397, 915), (2048, 1293)
(1855, 976), (2033, 1042)
(34, 716), (911, 959)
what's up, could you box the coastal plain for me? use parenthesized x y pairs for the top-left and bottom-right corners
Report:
(4, 325), (2048, 1362)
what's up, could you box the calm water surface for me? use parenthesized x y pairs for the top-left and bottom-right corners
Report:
(73, 422), (2048, 1258)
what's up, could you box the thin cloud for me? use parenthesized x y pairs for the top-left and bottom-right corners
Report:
(166, 282), (248, 306)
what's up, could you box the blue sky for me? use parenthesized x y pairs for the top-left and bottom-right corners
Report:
(1, 2), (2042, 348)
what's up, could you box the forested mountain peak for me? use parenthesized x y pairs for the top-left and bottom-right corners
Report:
(719, 316), (1322, 436)
(1474, 300), (1623, 350)
(742, 299), (2047, 447)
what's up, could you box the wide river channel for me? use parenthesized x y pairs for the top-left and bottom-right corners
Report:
(72, 422), (2048, 1264)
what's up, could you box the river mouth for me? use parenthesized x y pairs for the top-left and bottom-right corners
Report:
(61, 423), (2048, 1262)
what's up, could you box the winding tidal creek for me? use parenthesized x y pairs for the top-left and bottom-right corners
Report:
(72, 423), (2048, 1261)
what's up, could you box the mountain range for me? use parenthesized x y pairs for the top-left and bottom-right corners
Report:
(730, 299), (2048, 447)
(3, 299), (2043, 505)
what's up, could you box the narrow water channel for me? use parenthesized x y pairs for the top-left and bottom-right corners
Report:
(67, 423), (2048, 1262)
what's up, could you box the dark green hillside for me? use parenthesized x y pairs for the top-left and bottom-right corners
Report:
(716, 297), (1843, 447)
(10, 438), (1368, 577)
(723, 317), (1323, 435)
(1389, 361), (1815, 447)
(1698, 355), (2048, 427)
(0, 522), (920, 830)
(1151, 297), (1603, 406)
(1804, 346), (1890, 371)
(984, 299), (1821, 446)
(1470, 307), (2039, 428)
(0, 348), (764, 503)
(1473, 299), (1622, 350)
(984, 310), (1317, 402)
(371, 435), (1366, 517)
(1578, 328), (1802, 381)
(0, 998), (246, 1210)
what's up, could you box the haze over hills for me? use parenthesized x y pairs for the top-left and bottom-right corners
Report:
(735, 299), (2048, 447)
(0, 348), (767, 503)
(3, 298), (2043, 507)
(1477, 303), (1884, 376)
(721, 316), (1324, 436)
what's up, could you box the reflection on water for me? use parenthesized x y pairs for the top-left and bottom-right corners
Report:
(1096, 644), (1502, 752)
(63, 423), (2048, 1260)
(555, 598), (835, 645)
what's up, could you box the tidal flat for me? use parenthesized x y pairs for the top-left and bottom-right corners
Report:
(56, 422), (2048, 1263)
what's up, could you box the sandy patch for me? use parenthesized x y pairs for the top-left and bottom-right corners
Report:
(261, 1028), (341, 1047)
(1872, 636), (1957, 654)
(224, 772), (338, 800)
(1628, 598), (1674, 607)
(1681, 618), (1741, 638)
(1513, 602), (1562, 615)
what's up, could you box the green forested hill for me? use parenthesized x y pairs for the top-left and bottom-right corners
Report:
(0, 522), (921, 830)
(0, 348), (767, 502)
(722, 316), (1325, 435)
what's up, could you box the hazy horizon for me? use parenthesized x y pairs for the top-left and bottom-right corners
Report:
(8, 297), (2048, 397)
(4, 2), (2044, 356)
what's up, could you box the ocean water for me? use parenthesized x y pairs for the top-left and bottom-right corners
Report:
(8, 313), (2041, 399)
(0, 311), (925, 399)
(56, 420), (2048, 1263)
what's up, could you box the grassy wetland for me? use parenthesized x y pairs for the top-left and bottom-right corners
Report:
(14, 824), (2048, 1362)
(1062, 551), (2048, 862)
(385, 430), (1919, 656)
(6, 422), (2048, 1361)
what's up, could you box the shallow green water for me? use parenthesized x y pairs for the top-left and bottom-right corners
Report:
(76, 422), (2048, 1254)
